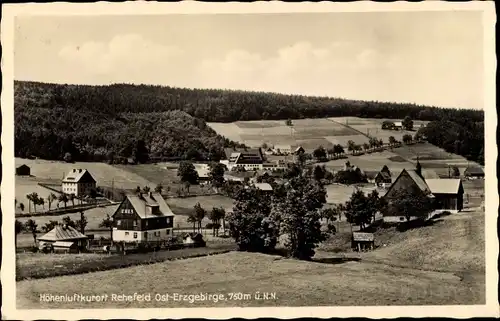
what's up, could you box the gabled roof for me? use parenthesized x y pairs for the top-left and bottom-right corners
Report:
(375, 171), (391, 181)
(364, 171), (379, 179)
(380, 165), (391, 175)
(224, 148), (263, 164)
(425, 179), (463, 195)
(17, 164), (30, 170)
(123, 193), (175, 219)
(384, 168), (432, 198)
(352, 232), (374, 242)
(464, 166), (484, 176)
(38, 225), (87, 242)
(62, 169), (96, 183)
(406, 169), (431, 194)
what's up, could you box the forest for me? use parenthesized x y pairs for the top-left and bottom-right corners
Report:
(14, 81), (484, 164)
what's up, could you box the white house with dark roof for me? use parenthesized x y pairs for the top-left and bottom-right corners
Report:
(111, 192), (175, 243)
(61, 169), (97, 197)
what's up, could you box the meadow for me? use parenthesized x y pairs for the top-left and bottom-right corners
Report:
(17, 209), (485, 307)
(15, 158), (153, 190)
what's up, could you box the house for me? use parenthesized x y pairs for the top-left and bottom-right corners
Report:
(16, 164), (31, 176)
(374, 171), (392, 187)
(221, 148), (265, 171)
(393, 121), (403, 130)
(425, 179), (464, 212)
(111, 192), (175, 243)
(351, 232), (375, 251)
(365, 171), (379, 184)
(273, 145), (293, 155)
(464, 166), (484, 179)
(262, 159), (287, 171)
(264, 148), (274, 156)
(194, 164), (210, 182)
(383, 165), (465, 223)
(38, 225), (88, 253)
(294, 146), (305, 154)
(62, 169), (97, 197)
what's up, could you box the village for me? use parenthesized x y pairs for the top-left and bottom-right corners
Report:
(14, 119), (485, 258)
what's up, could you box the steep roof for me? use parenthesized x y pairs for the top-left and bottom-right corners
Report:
(38, 225), (87, 242)
(375, 171), (392, 181)
(425, 179), (463, 195)
(62, 169), (96, 183)
(124, 192), (175, 219)
(17, 164), (30, 170)
(406, 169), (431, 194)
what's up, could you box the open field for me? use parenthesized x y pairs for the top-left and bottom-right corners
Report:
(329, 117), (430, 142)
(16, 158), (153, 190)
(114, 163), (214, 196)
(325, 184), (379, 204)
(16, 204), (119, 233)
(17, 247), (484, 307)
(16, 243), (237, 281)
(208, 118), (362, 149)
(15, 177), (64, 213)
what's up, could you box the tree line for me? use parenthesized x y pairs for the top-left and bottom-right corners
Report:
(15, 81), (484, 164)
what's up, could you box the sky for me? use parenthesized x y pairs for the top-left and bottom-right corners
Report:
(14, 11), (484, 109)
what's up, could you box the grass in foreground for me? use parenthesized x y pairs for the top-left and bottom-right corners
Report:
(17, 251), (484, 308)
(16, 243), (236, 281)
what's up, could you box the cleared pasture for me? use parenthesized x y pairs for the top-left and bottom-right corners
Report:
(206, 122), (242, 142)
(325, 184), (378, 204)
(15, 177), (62, 213)
(324, 150), (415, 171)
(16, 204), (119, 232)
(15, 158), (152, 190)
(17, 249), (484, 308)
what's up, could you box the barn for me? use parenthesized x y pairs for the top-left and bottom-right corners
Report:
(425, 179), (464, 212)
(16, 164), (31, 176)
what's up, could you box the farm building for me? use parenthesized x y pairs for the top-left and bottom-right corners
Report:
(383, 166), (465, 223)
(16, 164), (31, 176)
(112, 192), (175, 243)
(351, 232), (375, 251)
(220, 148), (265, 171)
(194, 164), (210, 182)
(374, 171), (392, 187)
(425, 179), (464, 212)
(62, 169), (97, 197)
(38, 225), (88, 253)
(464, 166), (484, 179)
(393, 121), (403, 130)
(264, 148), (274, 156)
(294, 146), (305, 154)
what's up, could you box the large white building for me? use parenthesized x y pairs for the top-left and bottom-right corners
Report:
(112, 192), (175, 243)
(61, 169), (97, 197)
(220, 147), (287, 172)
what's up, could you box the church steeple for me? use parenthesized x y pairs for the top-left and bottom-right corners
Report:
(415, 156), (422, 178)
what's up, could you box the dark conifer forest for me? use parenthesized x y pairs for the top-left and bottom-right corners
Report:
(14, 81), (484, 164)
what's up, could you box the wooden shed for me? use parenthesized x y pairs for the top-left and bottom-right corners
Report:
(351, 232), (375, 252)
(16, 164), (31, 176)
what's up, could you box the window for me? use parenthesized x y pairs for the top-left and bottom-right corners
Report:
(133, 220), (137, 227)
(166, 229), (170, 235)
(125, 232), (129, 236)
(117, 220), (121, 225)
(166, 217), (170, 224)
(399, 217), (405, 221)
(133, 232), (138, 239)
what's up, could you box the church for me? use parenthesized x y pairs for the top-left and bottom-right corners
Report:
(383, 159), (464, 223)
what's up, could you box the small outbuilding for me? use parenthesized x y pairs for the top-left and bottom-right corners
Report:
(16, 164), (31, 176)
(351, 232), (375, 252)
(38, 225), (88, 252)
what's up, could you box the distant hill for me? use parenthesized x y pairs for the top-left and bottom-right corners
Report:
(14, 81), (484, 164)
